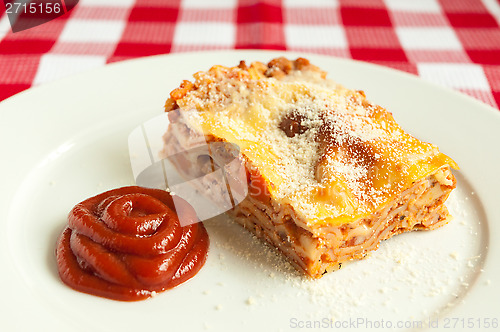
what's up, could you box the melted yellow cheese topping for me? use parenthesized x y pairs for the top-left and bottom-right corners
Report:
(168, 61), (458, 227)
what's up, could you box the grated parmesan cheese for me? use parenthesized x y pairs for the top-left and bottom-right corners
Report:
(172, 61), (456, 226)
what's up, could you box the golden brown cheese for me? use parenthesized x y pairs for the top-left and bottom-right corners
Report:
(165, 58), (458, 227)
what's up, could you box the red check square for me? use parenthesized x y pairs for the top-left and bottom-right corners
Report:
(341, 7), (392, 26)
(467, 50), (500, 65)
(237, 3), (283, 24)
(0, 83), (30, 100)
(0, 39), (55, 54)
(446, 13), (499, 28)
(350, 48), (407, 62)
(128, 6), (179, 22)
(112, 43), (171, 57)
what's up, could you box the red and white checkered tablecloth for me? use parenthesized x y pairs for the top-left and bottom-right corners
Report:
(1, 0), (500, 109)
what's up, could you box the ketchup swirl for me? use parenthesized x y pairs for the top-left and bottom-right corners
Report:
(56, 186), (209, 301)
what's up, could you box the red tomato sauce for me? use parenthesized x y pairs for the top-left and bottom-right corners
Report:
(55, 186), (209, 301)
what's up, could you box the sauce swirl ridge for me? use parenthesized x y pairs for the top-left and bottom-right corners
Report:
(56, 186), (209, 301)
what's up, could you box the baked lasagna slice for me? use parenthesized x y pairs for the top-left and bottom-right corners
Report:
(161, 57), (458, 278)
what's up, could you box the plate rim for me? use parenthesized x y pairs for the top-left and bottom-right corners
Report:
(0, 50), (499, 330)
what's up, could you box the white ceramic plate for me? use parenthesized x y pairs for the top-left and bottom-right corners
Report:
(0, 51), (498, 332)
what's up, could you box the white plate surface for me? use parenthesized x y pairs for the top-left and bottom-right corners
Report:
(0, 51), (499, 332)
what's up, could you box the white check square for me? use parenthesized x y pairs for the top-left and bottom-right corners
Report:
(173, 22), (235, 47)
(33, 54), (105, 85)
(384, 0), (441, 13)
(417, 63), (490, 90)
(0, 15), (10, 40)
(396, 27), (463, 50)
(78, 0), (135, 6)
(285, 25), (347, 48)
(283, 0), (339, 8)
(59, 19), (126, 43)
(182, 0), (237, 8)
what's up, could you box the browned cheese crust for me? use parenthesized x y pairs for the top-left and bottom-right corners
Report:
(162, 57), (458, 278)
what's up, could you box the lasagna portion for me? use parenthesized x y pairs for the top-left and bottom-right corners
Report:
(162, 57), (458, 278)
